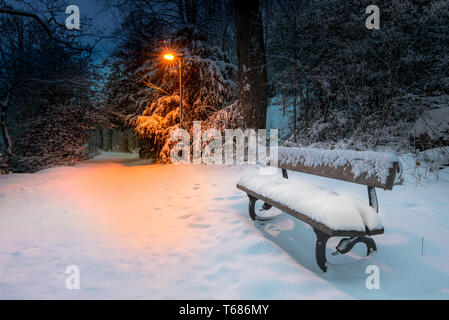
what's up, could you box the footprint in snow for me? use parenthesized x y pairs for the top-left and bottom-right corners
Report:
(188, 223), (211, 229)
(404, 203), (418, 208)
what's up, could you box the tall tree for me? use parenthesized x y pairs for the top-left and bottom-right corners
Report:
(103, 0), (239, 161)
(0, 0), (102, 172)
(234, 0), (268, 129)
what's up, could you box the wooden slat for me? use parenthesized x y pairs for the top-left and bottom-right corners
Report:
(269, 161), (399, 190)
(237, 184), (384, 237)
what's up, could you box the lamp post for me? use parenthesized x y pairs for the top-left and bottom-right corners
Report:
(163, 53), (182, 129)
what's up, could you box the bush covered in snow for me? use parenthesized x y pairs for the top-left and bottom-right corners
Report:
(10, 104), (102, 173)
(410, 106), (449, 150)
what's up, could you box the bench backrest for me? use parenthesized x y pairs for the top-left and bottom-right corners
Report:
(269, 147), (401, 190)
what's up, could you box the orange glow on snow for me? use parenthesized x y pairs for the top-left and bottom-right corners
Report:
(60, 156), (212, 251)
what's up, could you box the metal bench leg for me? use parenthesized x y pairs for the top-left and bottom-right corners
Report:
(248, 194), (258, 221)
(247, 194), (272, 221)
(367, 186), (378, 212)
(313, 228), (330, 272)
(261, 203), (272, 210)
(333, 236), (377, 256)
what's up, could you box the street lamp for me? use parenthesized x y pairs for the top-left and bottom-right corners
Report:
(163, 52), (183, 129)
(163, 53), (174, 61)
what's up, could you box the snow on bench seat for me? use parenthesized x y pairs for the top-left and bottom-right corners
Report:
(237, 173), (383, 234)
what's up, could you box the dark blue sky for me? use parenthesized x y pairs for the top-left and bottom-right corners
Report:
(70, 0), (118, 62)
(7, 0), (120, 62)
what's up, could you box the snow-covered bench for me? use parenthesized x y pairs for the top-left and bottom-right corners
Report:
(237, 147), (402, 272)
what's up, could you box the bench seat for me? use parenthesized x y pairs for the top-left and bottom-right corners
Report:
(237, 173), (384, 237)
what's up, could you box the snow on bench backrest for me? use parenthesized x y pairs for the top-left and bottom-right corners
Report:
(269, 147), (401, 190)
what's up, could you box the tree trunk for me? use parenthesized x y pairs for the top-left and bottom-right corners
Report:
(0, 91), (12, 174)
(298, 88), (308, 129)
(293, 87), (297, 143)
(234, 0), (268, 129)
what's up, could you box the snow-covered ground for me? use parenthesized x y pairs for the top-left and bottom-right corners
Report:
(1, 152), (449, 299)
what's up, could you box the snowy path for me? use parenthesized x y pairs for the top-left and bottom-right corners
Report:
(1, 152), (449, 299)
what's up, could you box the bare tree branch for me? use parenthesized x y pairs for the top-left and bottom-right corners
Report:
(0, 7), (87, 51)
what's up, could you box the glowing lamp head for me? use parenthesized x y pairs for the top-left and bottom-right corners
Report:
(163, 53), (175, 61)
